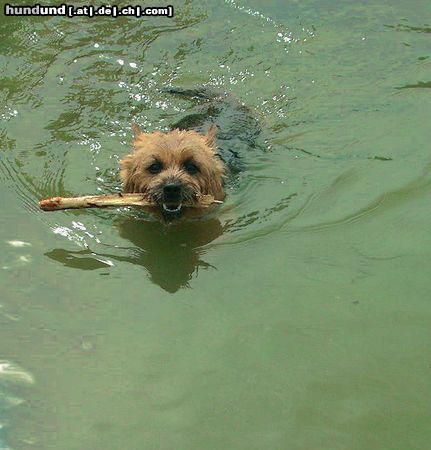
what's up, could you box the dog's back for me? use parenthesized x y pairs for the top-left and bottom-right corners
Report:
(165, 87), (261, 176)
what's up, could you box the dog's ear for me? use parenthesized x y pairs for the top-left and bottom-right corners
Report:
(132, 122), (142, 139)
(205, 124), (217, 148)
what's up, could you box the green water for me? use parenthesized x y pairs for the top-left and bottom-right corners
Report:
(1, 1), (430, 449)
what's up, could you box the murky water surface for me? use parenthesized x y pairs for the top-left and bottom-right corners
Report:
(1, 1), (430, 449)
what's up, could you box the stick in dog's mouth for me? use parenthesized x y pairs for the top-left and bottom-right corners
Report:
(38, 193), (222, 212)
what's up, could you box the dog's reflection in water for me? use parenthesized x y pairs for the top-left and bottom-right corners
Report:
(115, 216), (223, 292)
(45, 216), (223, 293)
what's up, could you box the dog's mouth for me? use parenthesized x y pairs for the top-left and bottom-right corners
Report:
(148, 181), (198, 218)
(162, 202), (183, 214)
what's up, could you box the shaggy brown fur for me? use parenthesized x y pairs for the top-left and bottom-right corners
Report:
(119, 124), (225, 219)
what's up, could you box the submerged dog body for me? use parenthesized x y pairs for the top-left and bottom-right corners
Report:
(120, 123), (225, 220)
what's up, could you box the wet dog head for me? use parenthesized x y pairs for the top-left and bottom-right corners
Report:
(120, 124), (225, 219)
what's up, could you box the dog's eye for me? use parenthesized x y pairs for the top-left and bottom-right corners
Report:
(147, 162), (163, 174)
(184, 161), (199, 175)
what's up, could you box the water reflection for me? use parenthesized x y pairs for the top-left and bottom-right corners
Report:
(45, 217), (224, 293)
(0, 360), (34, 450)
(45, 248), (114, 271)
(115, 217), (223, 292)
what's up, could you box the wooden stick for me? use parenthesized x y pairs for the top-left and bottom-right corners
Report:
(38, 193), (221, 211)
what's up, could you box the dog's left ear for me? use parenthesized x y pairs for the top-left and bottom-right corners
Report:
(205, 124), (217, 148)
(132, 122), (142, 139)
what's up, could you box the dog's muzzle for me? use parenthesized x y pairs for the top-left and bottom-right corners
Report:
(162, 182), (183, 214)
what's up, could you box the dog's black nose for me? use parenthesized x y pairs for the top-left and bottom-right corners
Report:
(163, 182), (181, 200)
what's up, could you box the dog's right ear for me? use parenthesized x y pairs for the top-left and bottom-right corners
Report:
(205, 123), (217, 148)
(132, 122), (142, 139)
